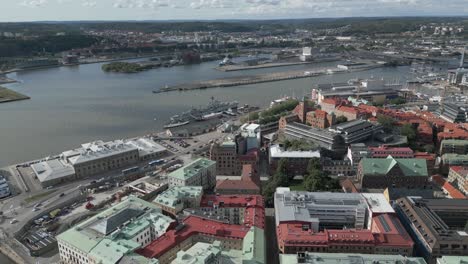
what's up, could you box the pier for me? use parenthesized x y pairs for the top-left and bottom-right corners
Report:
(154, 65), (382, 93)
(215, 57), (341, 72)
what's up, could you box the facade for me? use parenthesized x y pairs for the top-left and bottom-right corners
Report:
(396, 197), (468, 264)
(269, 144), (321, 176)
(334, 105), (366, 121)
(209, 138), (258, 176)
(152, 186), (203, 216)
(321, 158), (353, 176)
(167, 158), (216, 190)
(138, 195), (265, 264)
(56, 197), (174, 264)
(293, 100), (315, 124)
(31, 137), (166, 186)
(279, 114), (300, 130)
(306, 110), (335, 129)
(440, 139), (468, 155)
(437, 102), (468, 123)
(447, 166), (468, 195)
(347, 143), (370, 173)
(328, 119), (383, 145)
(441, 154), (468, 173)
(431, 175), (466, 199)
(284, 122), (346, 155)
(358, 156), (429, 189)
(368, 146), (415, 158)
(274, 188), (414, 256)
(240, 123), (261, 151)
(215, 164), (261, 195)
(279, 252), (427, 264)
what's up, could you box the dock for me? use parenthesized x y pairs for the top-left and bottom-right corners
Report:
(0, 86), (30, 104)
(154, 65), (382, 93)
(215, 57), (341, 72)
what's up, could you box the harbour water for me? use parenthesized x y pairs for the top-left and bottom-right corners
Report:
(0, 253), (14, 264)
(0, 59), (411, 167)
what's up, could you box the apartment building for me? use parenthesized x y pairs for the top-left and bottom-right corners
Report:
(167, 158), (216, 190)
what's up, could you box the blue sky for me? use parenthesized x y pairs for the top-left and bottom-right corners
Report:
(1, 0), (468, 22)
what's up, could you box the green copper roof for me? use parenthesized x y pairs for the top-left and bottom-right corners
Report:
(441, 139), (468, 146)
(360, 156), (428, 177)
(437, 256), (468, 264)
(442, 153), (468, 163)
(88, 238), (140, 264)
(168, 158), (216, 180)
(242, 227), (265, 264)
(153, 186), (203, 210)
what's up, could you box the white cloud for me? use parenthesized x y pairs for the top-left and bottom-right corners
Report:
(82, 0), (97, 7)
(113, 0), (170, 9)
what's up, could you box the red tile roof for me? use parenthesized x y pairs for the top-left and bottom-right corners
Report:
(369, 146), (414, 158)
(450, 166), (468, 175)
(138, 215), (250, 258)
(340, 178), (359, 193)
(432, 175), (466, 199)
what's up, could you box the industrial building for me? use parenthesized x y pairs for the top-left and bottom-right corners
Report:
(0, 176), (11, 199)
(284, 122), (346, 154)
(56, 196), (174, 264)
(167, 158), (216, 190)
(396, 197), (468, 264)
(274, 188), (414, 256)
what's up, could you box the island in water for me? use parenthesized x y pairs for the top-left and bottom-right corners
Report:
(101, 62), (153, 73)
(0, 86), (30, 103)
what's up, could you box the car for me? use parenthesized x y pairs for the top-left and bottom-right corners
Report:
(32, 207), (40, 212)
(59, 193), (65, 197)
(10, 219), (18, 224)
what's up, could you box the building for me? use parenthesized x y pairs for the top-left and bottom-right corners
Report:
(56, 196), (174, 264)
(284, 122), (346, 155)
(431, 175), (466, 199)
(274, 188), (414, 256)
(441, 154), (468, 173)
(300, 47), (312, 61)
(0, 176), (11, 199)
(334, 105), (366, 121)
(240, 123), (261, 151)
(447, 166), (468, 195)
(167, 158), (216, 190)
(447, 68), (468, 85)
(279, 114), (301, 130)
(269, 144), (321, 176)
(215, 164), (261, 195)
(437, 256), (468, 264)
(321, 158), (353, 177)
(138, 195), (265, 264)
(279, 252), (427, 264)
(347, 143), (370, 173)
(328, 119), (383, 145)
(171, 241), (222, 264)
(358, 156), (429, 189)
(437, 102), (468, 123)
(440, 139), (468, 155)
(369, 146), (415, 158)
(319, 97), (343, 114)
(152, 186), (203, 216)
(209, 138), (258, 176)
(293, 99), (315, 124)
(306, 110), (335, 129)
(31, 137), (167, 187)
(396, 197), (468, 264)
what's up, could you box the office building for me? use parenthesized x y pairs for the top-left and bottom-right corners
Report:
(437, 102), (468, 123)
(328, 119), (383, 145)
(167, 158), (216, 190)
(440, 139), (468, 155)
(240, 123), (261, 151)
(215, 164), (261, 195)
(152, 186), (203, 216)
(396, 197), (468, 264)
(57, 197), (174, 264)
(358, 156), (429, 189)
(284, 122), (346, 155)
(347, 143), (370, 172)
(269, 144), (321, 176)
(209, 138), (258, 176)
(274, 188), (414, 255)
(321, 158), (353, 176)
(279, 252), (427, 264)
(448, 166), (468, 195)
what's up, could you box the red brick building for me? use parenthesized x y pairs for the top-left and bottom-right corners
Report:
(368, 146), (415, 158)
(335, 105), (366, 121)
(279, 114), (300, 130)
(293, 100), (315, 123)
(215, 164), (261, 195)
(306, 109), (335, 129)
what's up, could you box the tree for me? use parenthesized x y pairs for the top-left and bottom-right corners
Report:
(390, 97), (406, 105)
(274, 158), (289, 187)
(262, 180), (277, 206)
(401, 123), (416, 141)
(307, 158), (321, 172)
(336, 116), (348, 124)
(424, 144), (435, 153)
(377, 114), (395, 133)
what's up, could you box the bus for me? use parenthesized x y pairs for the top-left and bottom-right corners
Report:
(148, 159), (165, 167)
(122, 166), (140, 175)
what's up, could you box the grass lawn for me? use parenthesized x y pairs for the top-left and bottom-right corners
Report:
(0, 86), (30, 103)
(24, 190), (56, 204)
(289, 179), (306, 191)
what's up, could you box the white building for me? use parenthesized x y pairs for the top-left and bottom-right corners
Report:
(167, 158), (216, 190)
(240, 123), (261, 151)
(300, 47), (313, 61)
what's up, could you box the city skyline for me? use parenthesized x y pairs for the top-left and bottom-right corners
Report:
(2, 0), (468, 22)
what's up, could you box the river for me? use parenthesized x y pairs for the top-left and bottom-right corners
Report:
(0, 59), (411, 167)
(0, 253), (14, 264)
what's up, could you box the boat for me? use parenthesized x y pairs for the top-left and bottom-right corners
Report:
(162, 97), (238, 128)
(270, 96), (292, 108)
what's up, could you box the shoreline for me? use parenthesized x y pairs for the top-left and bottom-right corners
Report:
(0, 86), (30, 104)
(216, 57), (341, 72)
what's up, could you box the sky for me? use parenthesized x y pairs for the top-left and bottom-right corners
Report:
(1, 0), (468, 22)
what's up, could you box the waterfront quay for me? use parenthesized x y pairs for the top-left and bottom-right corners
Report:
(155, 64), (382, 93)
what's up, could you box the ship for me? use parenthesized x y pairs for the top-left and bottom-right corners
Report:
(163, 97), (238, 128)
